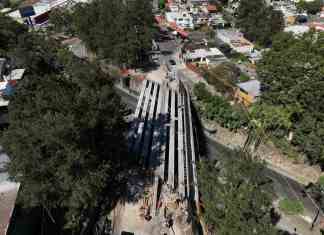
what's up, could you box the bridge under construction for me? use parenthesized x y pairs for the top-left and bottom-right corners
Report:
(125, 78), (199, 234)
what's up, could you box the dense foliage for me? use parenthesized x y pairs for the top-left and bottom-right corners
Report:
(296, 0), (323, 14)
(203, 62), (240, 93)
(194, 83), (248, 130)
(0, 13), (27, 54)
(70, 0), (154, 67)
(199, 151), (275, 235)
(236, 0), (284, 46)
(1, 15), (130, 234)
(257, 31), (324, 165)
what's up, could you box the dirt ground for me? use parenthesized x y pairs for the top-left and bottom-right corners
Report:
(203, 119), (322, 185)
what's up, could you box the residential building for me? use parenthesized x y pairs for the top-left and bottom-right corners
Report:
(234, 79), (260, 106)
(7, 0), (88, 27)
(183, 47), (227, 66)
(165, 11), (194, 29)
(217, 29), (254, 55)
(208, 13), (227, 28)
(0, 59), (25, 107)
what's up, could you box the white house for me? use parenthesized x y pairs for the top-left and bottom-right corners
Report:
(183, 47), (227, 66)
(165, 11), (194, 29)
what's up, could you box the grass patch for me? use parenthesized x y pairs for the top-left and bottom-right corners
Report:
(318, 176), (324, 187)
(238, 74), (250, 83)
(279, 198), (304, 215)
(229, 52), (249, 63)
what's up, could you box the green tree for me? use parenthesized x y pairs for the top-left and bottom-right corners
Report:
(2, 52), (129, 233)
(193, 83), (248, 130)
(244, 103), (293, 153)
(49, 8), (76, 35)
(0, 13), (28, 54)
(257, 31), (324, 165)
(199, 150), (275, 235)
(9, 32), (63, 75)
(297, 0), (323, 14)
(72, 0), (154, 67)
(236, 0), (284, 46)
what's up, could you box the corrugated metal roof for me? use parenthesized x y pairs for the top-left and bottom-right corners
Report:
(237, 79), (261, 97)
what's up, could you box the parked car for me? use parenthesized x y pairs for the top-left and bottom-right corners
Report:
(166, 59), (177, 80)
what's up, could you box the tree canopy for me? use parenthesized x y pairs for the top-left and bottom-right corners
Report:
(1, 18), (130, 233)
(194, 83), (248, 130)
(2, 51), (129, 232)
(257, 31), (324, 165)
(236, 0), (284, 46)
(296, 0), (323, 14)
(0, 13), (28, 54)
(199, 150), (275, 235)
(70, 0), (154, 67)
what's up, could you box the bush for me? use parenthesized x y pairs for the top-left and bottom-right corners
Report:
(318, 176), (324, 187)
(238, 74), (250, 83)
(229, 52), (249, 63)
(279, 198), (304, 215)
(203, 62), (239, 95)
(297, 0), (322, 14)
(194, 83), (248, 130)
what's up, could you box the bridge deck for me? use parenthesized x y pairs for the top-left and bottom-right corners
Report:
(130, 79), (199, 214)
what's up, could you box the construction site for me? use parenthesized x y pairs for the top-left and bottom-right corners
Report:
(112, 79), (200, 235)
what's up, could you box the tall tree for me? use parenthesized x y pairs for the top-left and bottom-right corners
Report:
(296, 0), (323, 14)
(257, 31), (324, 165)
(199, 150), (275, 235)
(0, 13), (28, 54)
(2, 51), (129, 233)
(236, 0), (284, 46)
(72, 0), (154, 67)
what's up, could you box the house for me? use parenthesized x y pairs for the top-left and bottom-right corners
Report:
(192, 13), (209, 26)
(165, 11), (194, 29)
(234, 79), (260, 106)
(217, 29), (254, 55)
(272, 1), (298, 25)
(0, 59), (25, 107)
(183, 47), (227, 66)
(7, 0), (88, 27)
(208, 13), (227, 28)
